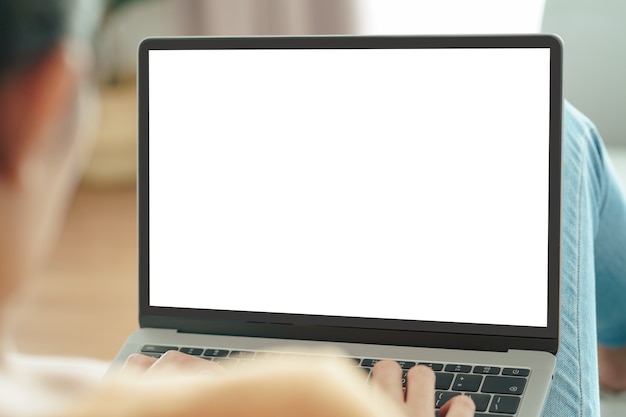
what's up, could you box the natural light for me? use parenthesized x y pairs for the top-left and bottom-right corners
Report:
(359, 0), (547, 34)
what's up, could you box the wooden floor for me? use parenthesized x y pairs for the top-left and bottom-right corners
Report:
(7, 186), (138, 361)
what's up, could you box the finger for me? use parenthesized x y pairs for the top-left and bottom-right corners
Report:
(371, 360), (404, 403)
(118, 353), (158, 376)
(144, 350), (225, 377)
(404, 365), (436, 416)
(439, 394), (475, 417)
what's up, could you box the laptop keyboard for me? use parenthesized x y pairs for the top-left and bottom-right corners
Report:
(140, 345), (529, 416)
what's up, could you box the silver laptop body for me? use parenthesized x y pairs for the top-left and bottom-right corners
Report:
(112, 35), (563, 417)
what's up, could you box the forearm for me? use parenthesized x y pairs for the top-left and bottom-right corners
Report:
(63, 360), (400, 417)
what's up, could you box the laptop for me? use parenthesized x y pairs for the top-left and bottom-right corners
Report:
(112, 35), (563, 417)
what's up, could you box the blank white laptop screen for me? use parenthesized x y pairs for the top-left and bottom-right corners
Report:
(148, 47), (550, 327)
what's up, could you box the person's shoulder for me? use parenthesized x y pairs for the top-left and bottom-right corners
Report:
(564, 100), (599, 133)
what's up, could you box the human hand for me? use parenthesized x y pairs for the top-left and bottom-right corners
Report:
(112, 351), (474, 417)
(119, 350), (225, 377)
(371, 360), (475, 417)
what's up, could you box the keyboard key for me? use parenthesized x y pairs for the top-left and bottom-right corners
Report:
(179, 347), (204, 355)
(419, 362), (444, 371)
(435, 411), (491, 417)
(397, 360), (416, 369)
(212, 357), (238, 366)
(361, 359), (379, 367)
(452, 374), (483, 392)
(445, 364), (472, 373)
(202, 349), (229, 357)
(435, 372), (454, 390)
(141, 345), (178, 354)
(489, 395), (520, 414)
(436, 391), (491, 410)
(436, 411), (492, 417)
(502, 367), (530, 377)
(230, 350), (256, 359)
(465, 393), (491, 412)
(435, 391), (461, 408)
(481, 376), (526, 395)
(396, 368), (425, 387)
(473, 366), (501, 375)
(140, 352), (161, 358)
(362, 359), (415, 369)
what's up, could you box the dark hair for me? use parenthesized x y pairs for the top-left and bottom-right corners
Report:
(0, 0), (102, 79)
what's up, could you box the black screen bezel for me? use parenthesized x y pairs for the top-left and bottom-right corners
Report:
(138, 35), (562, 353)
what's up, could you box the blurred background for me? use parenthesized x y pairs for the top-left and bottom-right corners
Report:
(6, 1), (626, 412)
